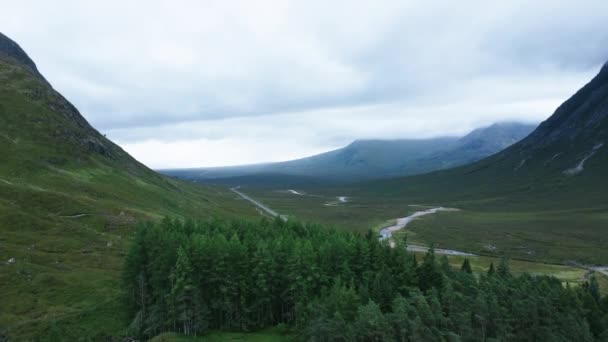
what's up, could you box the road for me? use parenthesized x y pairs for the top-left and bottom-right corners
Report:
(231, 187), (287, 221)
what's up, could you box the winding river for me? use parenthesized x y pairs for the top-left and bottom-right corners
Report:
(379, 207), (476, 256)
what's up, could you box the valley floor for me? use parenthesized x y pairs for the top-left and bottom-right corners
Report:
(234, 186), (608, 292)
(150, 327), (296, 342)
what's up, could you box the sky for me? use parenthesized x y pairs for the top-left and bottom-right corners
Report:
(2, 1), (608, 168)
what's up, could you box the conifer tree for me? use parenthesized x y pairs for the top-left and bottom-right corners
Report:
(497, 257), (511, 278)
(461, 258), (472, 274)
(354, 301), (390, 341)
(171, 246), (197, 335)
(417, 246), (443, 292)
(487, 262), (495, 276)
(121, 217), (604, 339)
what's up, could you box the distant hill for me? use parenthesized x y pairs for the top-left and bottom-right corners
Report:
(0, 32), (255, 339)
(164, 122), (536, 184)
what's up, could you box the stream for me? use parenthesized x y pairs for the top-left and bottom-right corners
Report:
(379, 207), (476, 256)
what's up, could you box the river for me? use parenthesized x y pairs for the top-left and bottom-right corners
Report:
(379, 207), (476, 256)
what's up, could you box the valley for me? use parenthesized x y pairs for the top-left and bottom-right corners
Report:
(225, 186), (607, 293)
(2, 8), (608, 338)
(237, 183), (608, 265)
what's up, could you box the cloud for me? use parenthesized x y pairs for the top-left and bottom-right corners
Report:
(2, 0), (607, 167)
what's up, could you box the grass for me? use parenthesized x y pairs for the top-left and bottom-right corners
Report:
(0, 174), (258, 339)
(0, 59), (259, 340)
(239, 181), (608, 265)
(427, 253), (608, 295)
(405, 209), (608, 264)
(150, 326), (296, 341)
(229, 187), (608, 294)
(244, 188), (422, 234)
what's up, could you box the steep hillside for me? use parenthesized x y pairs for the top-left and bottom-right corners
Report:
(364, 62), (608, 203)
(0, 33), (256, 339)
(348, 62), (608, 263)
(164, 122), (535, 183)
(402, 122), (536, 175)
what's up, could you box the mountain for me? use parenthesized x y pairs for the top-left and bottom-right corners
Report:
(403, 122), (537, 175)
(348, 62), (608, 263)
(368, 62), (608, 200)
(0, 33), (255, 339)
(164, 122), (536, 184)
(0, 32), (46, 82)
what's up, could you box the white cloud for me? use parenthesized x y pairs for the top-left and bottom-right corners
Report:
(2, 0), (607, 167)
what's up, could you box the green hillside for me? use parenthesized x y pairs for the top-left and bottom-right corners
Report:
(0, 33), (257, 339)
(348, 62), (608, 263)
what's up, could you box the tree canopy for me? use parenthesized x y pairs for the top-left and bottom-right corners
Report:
(123, 217), (608, 340)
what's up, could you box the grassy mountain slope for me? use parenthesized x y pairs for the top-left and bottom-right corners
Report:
(347, 62), (608, 263)
(0, 33), (257, 339)
(360, 62), (608, 205)
(163, 123), (535, 183)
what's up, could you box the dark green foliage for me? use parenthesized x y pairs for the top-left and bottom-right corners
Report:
(417, 247), (444, 292)
(497, 257), (511, 278)
(461, 259), (472, 274)
(488, 262), (495, 276)
(124, 217), (608, 340)
(353, 301), (390, 341)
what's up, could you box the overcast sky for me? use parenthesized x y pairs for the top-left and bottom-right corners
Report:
(2, 1), (608, 168)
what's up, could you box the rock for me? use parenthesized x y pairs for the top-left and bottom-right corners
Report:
(6, 257), (15, 265)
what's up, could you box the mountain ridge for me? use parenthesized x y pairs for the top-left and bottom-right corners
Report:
(0, 32), (46, 82)
(163, 122), (537, 183)
(348, 61), (608, 250)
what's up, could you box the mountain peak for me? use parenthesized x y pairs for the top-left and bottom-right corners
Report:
(0, 32), (46, 82)
(521, 62), (608, 149)
(0, 33), (130, 164)
(601, 59), (608, 75)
